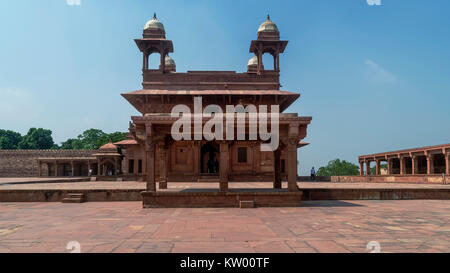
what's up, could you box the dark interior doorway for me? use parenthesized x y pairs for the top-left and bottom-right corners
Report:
(201, 142), (219, 174)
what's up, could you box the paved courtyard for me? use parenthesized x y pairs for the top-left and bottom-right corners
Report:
(1, 200), (450, 253)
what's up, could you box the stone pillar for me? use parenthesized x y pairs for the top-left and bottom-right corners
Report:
(71, 161), (75, 177)
(160, 51), (166, 73)
(193, 142), (200, 176)
(427, 155), (434, 175)
(287, 139), (298, 192)
(46, 163), (50, 176)
(38, 161), (42, 177)
(146, 141), (156, 192)
(387, 158), (393, 175)
(412, 156), (417, 175)
(54, 161), (58, 177)
(366, 160), (371, 176)
(360, 161), (364, 176)
(87, 161), (91, 176)
(400, 157), (405, 175)
(219, 142), (229, 192)
(134, 159), (139, 175)
(446, 153), (450, 175)
(159, 145), (168, 190)
(273, 148), (282, 189)
(143, 52), (149, 70)
(376, 160), (381, 175)
(257, 46), (263, 75)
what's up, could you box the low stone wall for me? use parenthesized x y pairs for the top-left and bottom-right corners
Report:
(0, 150), (94, 177)
(0, 189), (143, 202)
(298, 176), (331, 182)
(142, 191), (303, 208)
(331, 175), (450, 184)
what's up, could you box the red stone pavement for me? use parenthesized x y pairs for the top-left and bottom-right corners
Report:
(1, 200), (450, 253)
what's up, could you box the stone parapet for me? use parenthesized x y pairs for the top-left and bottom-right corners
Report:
(0, 150), (95, 177)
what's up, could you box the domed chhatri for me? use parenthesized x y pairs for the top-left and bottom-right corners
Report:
(160, 54), (176, 72)
(165, 55), (176, 66)
(143, 13), (167, 39)
(257, 14), (279, 34)
(144, 13), (165, 31)
(98, 141), (119, 153)
(247, 55), (264, 73)
(247, 55), (258, 66)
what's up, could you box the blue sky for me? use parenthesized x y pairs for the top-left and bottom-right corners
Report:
(1, 0), (450, 174)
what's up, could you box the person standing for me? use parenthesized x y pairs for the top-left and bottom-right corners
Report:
(311, 167), (316, 181)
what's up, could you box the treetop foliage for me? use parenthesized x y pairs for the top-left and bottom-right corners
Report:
(0, 128), (127, 150)
(316, 159), (360, 176)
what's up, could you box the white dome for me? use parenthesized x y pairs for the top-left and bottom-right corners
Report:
(257, 15), (279, 33)
(165, 55), (176, 66)
(144, 13), (165, 31)
(247, 55), (258, 66)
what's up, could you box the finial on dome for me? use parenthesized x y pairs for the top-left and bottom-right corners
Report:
(153, 12), (157, 19)
(267, 14), (270, 20)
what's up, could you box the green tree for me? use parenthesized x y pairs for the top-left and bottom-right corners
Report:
(317, 159), (360, 176)
(18, 128), (54, 149)
(75, 129), (108, 149)
(107, 131), (128, 143)
(371, 164), (387, 175)
(0, 129), (22, 149)
(62, 129), (127, 150)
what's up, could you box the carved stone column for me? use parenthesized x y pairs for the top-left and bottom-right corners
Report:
(446, 153), (450, 175)
(387, 158), (393, 175)
(71, 161), (75, 177)
(158, 142), (168, 190)
(54, 160), (58, 177)
(400, 156), (405, 175)
(219, 142), (229, 192)
(146, 141), (156, 192)
(412, 156), (417, 175)
(38, 161), (42, 177)
(273, 148), (282, 189)
(366, 160), (371, 176)
(287, 139), (298, 192)
(192, 141), (200, 177)
(359, 161), (364, 176)
(376, 160), (381, 175)
(427, 155), (434, 175)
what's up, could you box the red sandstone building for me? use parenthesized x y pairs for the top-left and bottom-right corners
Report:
(359, 143), (450, 176)
(119, 14), (311, 196)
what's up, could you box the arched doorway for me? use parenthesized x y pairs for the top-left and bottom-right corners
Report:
(201, 142), (219, 174)
(100, 159), (117, 176)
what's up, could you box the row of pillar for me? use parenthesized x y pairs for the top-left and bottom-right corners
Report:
(38, 160), (94, 177)
(360, 153), (450, 176)
(144, 139), (299, 193)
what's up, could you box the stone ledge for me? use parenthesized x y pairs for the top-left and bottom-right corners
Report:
(142, 191), (303, 208)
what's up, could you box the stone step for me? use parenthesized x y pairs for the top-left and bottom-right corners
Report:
(62, 198), (85, 203)
(62, 193), (86, 203)
(67, 193), (84, 197)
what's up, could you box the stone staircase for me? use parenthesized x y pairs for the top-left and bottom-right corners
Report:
(197, 174), (220, 183)
(62, 193), (86, 203)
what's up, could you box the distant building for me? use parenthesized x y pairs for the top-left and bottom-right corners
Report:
(359, 144), (450, 176)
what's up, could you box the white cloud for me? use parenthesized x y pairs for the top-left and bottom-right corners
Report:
(365, 59), (396, 84)
(66, 0), (81, 6)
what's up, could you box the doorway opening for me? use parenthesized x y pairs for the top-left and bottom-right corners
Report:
(201, 142), (219, 174)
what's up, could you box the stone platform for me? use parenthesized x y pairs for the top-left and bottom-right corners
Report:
(2, 179), (450, 203)
(142, 190), (303, 208)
